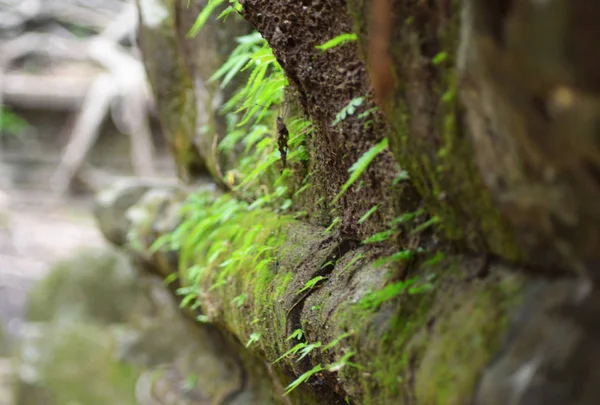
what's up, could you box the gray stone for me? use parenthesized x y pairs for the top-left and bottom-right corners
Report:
(11, 247), (260, 405)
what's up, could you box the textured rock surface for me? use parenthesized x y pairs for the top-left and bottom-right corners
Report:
(346, 0), (520, 260)
(122, 0), (600, 404)
(98, 179), (547, 405)
(92, 177), (187, 247)
(239, 0), (412, 243)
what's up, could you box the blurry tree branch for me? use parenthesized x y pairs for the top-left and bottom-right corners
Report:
(0, 0), (156, 195)
(0, 0), (124, 31)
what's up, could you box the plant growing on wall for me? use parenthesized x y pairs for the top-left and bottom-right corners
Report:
(153, 0), (313, 320)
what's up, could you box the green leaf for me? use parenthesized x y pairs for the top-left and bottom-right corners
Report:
(294, 211), (308, 219)
(217, 1), (242, 20)
(362, 230), (394, 244)
(149, 234), (171, 253)
(442, 88), (455, 104)
(232, 293), (246, 307)
(242, 57), (269, 95)
(0, 108), (29, 136)
(392, 170), (411, 185)
(183, 373), (198, 390)
(333, 138), (388, 204)
(217, 5), (233, 20)
(357, 205), (379, 224)
(322, 332), (352, 351)
(187, 0), (226, 38)
(196, 315), (210, 323)
(332, 97), (364, 126)
(408, 280), (435, 295)
(187, 264), (206, 284)
(410, 216), (440, 234)
(315, 33), (358, 51)
(246, 332), (262, 347)
(374, 250), (414, 267)
(236, 31), (264, 44)
(422, 251), (445, 267)
(297, 342), (322, 361)
(294, 183), (311, 197)
(284, 364), (323, 395)
(286, 329), (304, 342)
(211, 54), (251, 85)
(390, 208), (425, 226)
(164, 272), (178, 286)
(235, 151), (279, 189)
(358, 280), (416, 310)
(221, 54), (253, 88)
(324, 216), (340, 234)
(242, 124), (270, 152)
(280, 199), (292, 211)
(272, 342), (307, 364)
(297, 276), (327, 294)
(357, 107), (378, 120)
(432, 51), (448, 65)
(179, 293), (195, 309)
(340, 253), (364, 274)
(327, 351), (360, 372)
(218, 128), (245, 151)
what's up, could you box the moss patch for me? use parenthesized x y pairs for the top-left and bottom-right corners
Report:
(346, 0), (523, 261)
(139, 187), (530, 405)
(414, 269), (524, 405)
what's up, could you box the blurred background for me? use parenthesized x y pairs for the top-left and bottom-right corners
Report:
(0, 0), (180, 402)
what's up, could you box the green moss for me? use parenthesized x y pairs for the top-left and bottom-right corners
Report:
(166, 191), (300, 362)
(319, 258), (435, 404)
(346, 0), (523, 261)
(274, 271), (294, 299)
(160, 185), (526, 405)
(39, 324), (139, 405)
(359, 293), (434, 404)
(326, 254), (526, 405)
(415, 273), (524, 405)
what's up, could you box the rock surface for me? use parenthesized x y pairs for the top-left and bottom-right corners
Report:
(11, 247), (275, 405)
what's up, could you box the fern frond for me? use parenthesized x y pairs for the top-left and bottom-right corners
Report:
(187, 0), (226, 38)
(315, 33), (358, 51)
(333, 138), (389, 204)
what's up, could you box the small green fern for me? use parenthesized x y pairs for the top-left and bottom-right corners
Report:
(284, 364), (323, 396)
(286, 329), (304, 341)
(187, 0), (242, 37)
(332, 96), (364, 126)
(246, 332), (262, 347)
(297, 275), (327, 294)
(357, 204), (379, 224)
(315, 33), (358, 51)
(272, 342), (307, 364)
(333, 138), (389, 204)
